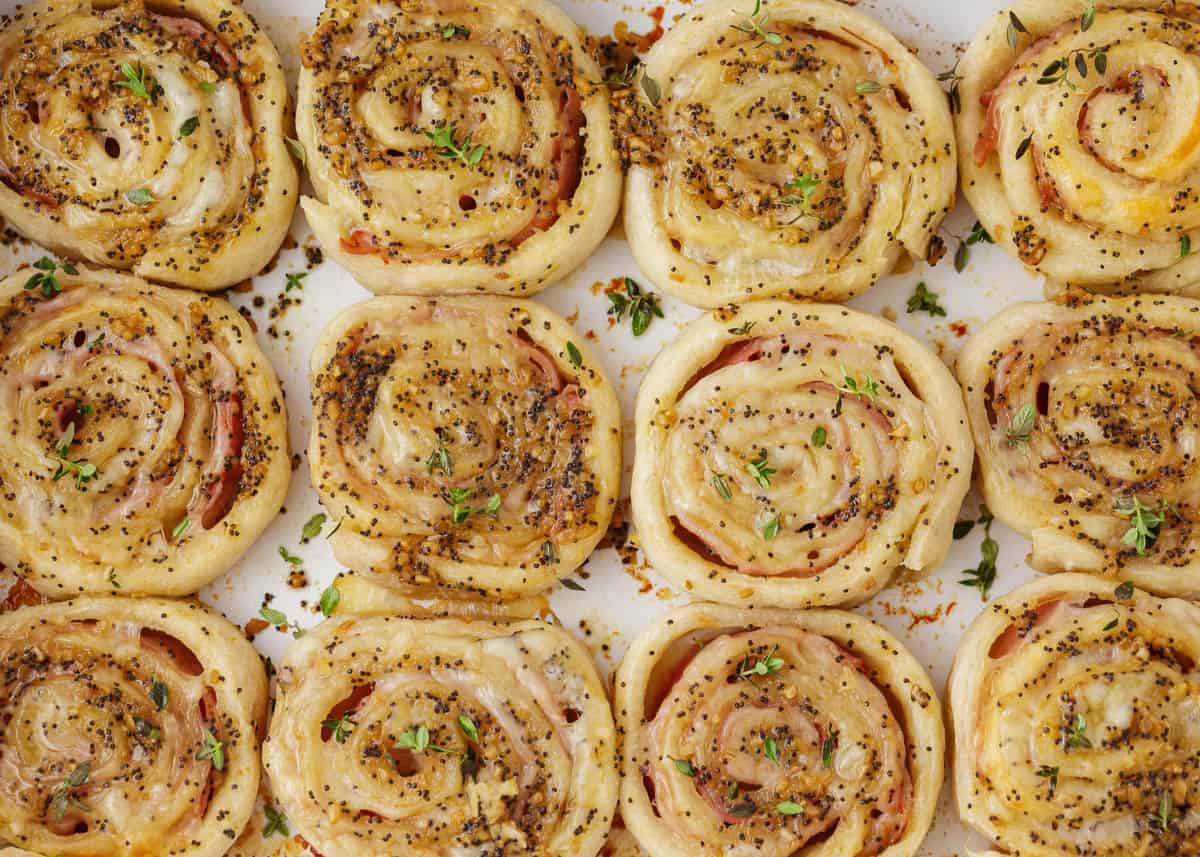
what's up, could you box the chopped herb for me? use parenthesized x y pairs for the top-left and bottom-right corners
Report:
(134, 716), (161, 741)
(150, 680), (168, 710)
(1151, 790), (1176, 831)
(197, 730), (225, 770)
(285, 271), (307, 292)
(566, 341), (583, 369)
(443, 487), (498, 525)
(730, 0), (782, 45)
(442, 23), (470, 38)
(952, 520), (975, 540)
(1006, 403), (1037, 445)
(1115, 580), (1136, 601)
(811, 426), (826, 448)
(458, 715), (479, 741)
(728, 320), (756, 335)
(960, 509), (999, 600)
(1182, 235), (1192, 259)
(125, 188), (153, 205)
(542, 540), (558, 564)
(484, 493), (501, 517)
(954, 241), (970, 272)
(855, 80), (882, 94)
(279, 545), (302, 566)
(1116, 496), (1174, 555)
(1065, 713), (1092, 749)
(425, 121), (485, 166)
(50, 423), (97, 488)
(172, 517), (191, 540)
(88, 332), (106, 351)
(641, 73), (662, 106)
(938, 61), (963, 113)
(302, 513), (326, 542)
(745, 451), (776, 488)
(759, 516), (780, 541)
(1015, 133), (1033, 161)
(1081, 0), (1096, 30)
(730, 802), (757, 817)
(260, 606), (303, 638)
(25, 255), (74, 298)
(836, 365), (880, 400)
(607, 277), (663, 336)
(1036, 764), (1059, 794)
(777, 801), (804, 815)
(600, 62), (639, 89)
(395, 725), (448, 754)
(426, 429), (454, 477)
(712, 474), (733, 500)
(967, 220), (994, 246)
(561, 578), (586, 592)
(906, 282), (946, 316)
(263, 805), (289, 837)
(763, 736), (780, 764)
(322, 712), (354, 744)
(285, 137), (306, 165)
(821, 735), (835, 768)
(671, 757), (696, 777)
(1007, 11), (1028, 49)
(45, 762), (90, 819)
(1103, 614), (1120, 631)
(319, 583), (340, 617)
(107, 569), (120, 589)
(781, 174), (820, 218)
(178, 116), (199, 138)
(117, 62), (155, 100)
(738, 645), (785, 679)
(199, 80), (218, 94)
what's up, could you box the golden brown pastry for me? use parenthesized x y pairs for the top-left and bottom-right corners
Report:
(958, 290), (1200, 598)
(297, 0), (621, 295)
(624, 0), (957, 307)
(262, 583), (618, 857)
(632, 301), (973, 607)
(0, 597), (268, 856)
(616, 602), (944, 857)
(309, 296), (621, 598)
(0, 0), (297, 290)
(958, 0), (1200, 294)
(0, 264), (290, 597)
(949, 573), (1200, 857)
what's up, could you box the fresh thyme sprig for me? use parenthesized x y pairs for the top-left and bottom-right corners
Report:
(730, 0), (783, 45)
(1115, 496), (1174, 555)
(607, 277), (664, 336)
(425, 121), (486, 166)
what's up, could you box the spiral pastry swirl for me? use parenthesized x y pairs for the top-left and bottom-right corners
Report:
(0, 596), (268, 856)
(310, 296), (621, 598)
(950, 574), (1200, 857)
(615, 602), (944, 857)
(957, 0), (1200, 293)
(622, 0), (956, 307)
(297, 0), (621, 296)
(0, 0), (297, 290)
(0, 265), (290, 598)
(262, 587), (618, 857)
(958, 290), (1200, 598)
(631, 301), (972, 608)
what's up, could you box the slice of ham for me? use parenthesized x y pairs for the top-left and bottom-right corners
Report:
(0, 578), (44, 612)
(188, 345), (245, 531)
(513, 329), (565, 392)
(509, 86), (586, 247)
(320, 683), (375, 742)
(152, 14), (239, 75)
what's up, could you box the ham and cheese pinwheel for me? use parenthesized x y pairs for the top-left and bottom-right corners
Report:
(632, 301), (972, 608)
(959, 0), (1200, 294)
(0, 0), (297, 291)
(297, 0), (621, 296)
(616, 603), (944, 857)
(0, 597), (268, 857)
(959, 291), (1200, 598)
(0, 264), (290, 598)
(262, 584), (618, 857)
(623, 0), (956, 307)
(309, 296), (621, 598)
(950, 574), (1200, 857)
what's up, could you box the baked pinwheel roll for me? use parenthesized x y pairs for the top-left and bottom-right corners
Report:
(0, 264), (290, 598)
(623, 0), (956, 307)
(309, 296), (621, 597)
(958, 290), (1200, 597)
(296, 0), (621, 296)
(0, 596), (268, 856)
(950, 573), (1200, 857)
(0, 0), (297, 291)
(616, 602), (944, 857)
(632, 301), (972, 608)
(262, 591), (618, 857)
(958, 0), (1200, 293)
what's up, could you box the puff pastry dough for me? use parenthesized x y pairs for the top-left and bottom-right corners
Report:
(0, 264), (290, 597)
(262, 583), (618, 857)
(949, 573), (1200, 857)
(615, 602), (944, 857)
(0, 0), (297, 290)
(632, 301), (972, 607)
(297, 0), (621, 295)
(309, 296), (621, 598)
(0, 596), (268, 856)
(958, 0), (1200, 293)
(959, 290), (1200, 598)
(624, 0), (956, 307)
